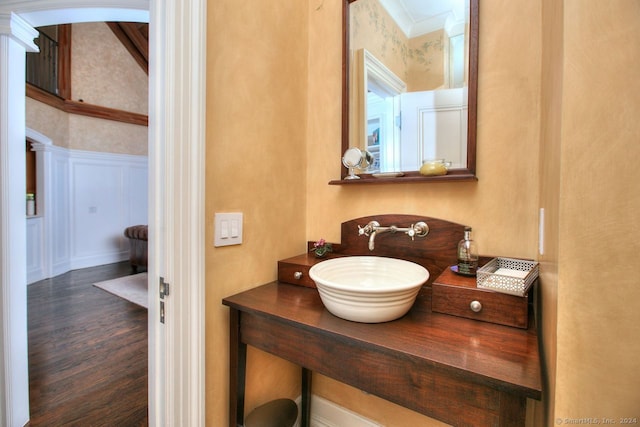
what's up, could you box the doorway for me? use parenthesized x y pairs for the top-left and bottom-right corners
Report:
(0, 1), (206, 425)
(25, 19), (149, 424)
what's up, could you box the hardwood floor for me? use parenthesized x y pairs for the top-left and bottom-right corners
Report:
(27, 262), (148, 426)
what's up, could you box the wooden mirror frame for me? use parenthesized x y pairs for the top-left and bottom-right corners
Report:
(331, 0), (479, 185)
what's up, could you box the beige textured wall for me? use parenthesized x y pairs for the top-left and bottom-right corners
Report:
(66, 114), (147, 155)
(72, 23), (148, 114)
(555, 0), (640, 421)
(26, 23), (147, 155)
(26, 98), (69, 148)
(204, 0), (308, 425)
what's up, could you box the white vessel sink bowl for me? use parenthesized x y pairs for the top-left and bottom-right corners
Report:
(309, 256), (429, 323)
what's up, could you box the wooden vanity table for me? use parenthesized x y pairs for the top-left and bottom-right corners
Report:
(222, 215), (542, 427)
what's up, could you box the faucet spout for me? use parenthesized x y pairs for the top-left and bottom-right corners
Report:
(368, 230), (377, 251)
(368, 225), (394, 251)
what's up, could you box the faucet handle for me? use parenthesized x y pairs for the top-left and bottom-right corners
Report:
(358, 221), (380, 237)
(413, 221), (429, 238)
(405, 222), (429, 240)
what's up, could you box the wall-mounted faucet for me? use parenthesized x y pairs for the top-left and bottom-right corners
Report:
(358, 220), (429, 251)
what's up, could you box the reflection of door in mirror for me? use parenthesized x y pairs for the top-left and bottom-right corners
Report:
(400, 88), (467, 170)
(355, 49), (406, 173)
(349, 0), (470, 174)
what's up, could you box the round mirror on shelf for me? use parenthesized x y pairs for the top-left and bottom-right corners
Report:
(342, 147), (372, 179)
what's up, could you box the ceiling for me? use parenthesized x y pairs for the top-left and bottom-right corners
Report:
(378, 0), (467, 38)
(107, 22), (149, 74)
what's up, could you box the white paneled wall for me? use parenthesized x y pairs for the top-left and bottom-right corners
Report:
(27, 142), (148, 284)
(26, 216), (44, 281)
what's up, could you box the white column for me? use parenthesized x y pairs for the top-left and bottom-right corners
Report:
(0, 12), (38, 427)
(148, 0), (206, 425)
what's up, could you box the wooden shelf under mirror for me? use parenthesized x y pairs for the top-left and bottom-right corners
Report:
(329, 170), (477, 185)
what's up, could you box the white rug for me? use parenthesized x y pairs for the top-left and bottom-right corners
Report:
(94, 272), (148, 309)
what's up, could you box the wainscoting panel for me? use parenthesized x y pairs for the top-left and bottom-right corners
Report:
(28, 142), (148, 283)
(127, 164), (149, 226)
(69, 150), (148, 270)
(50, 150), (71, 277)
(26, 216), (44, 283)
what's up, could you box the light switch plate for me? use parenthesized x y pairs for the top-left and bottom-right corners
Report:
(214, 212), (243, 247)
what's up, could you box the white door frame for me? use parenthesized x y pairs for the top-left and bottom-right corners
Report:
(0, 1), (205, 426)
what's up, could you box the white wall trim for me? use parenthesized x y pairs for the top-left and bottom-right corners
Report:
(0, 20), (34, 426)
(1, 1), (149, 27)
(26, 127), (53, 146)
(67, 146), (149, 164)
(293, 395), (382, 427)
(0, 12), (38, 51)
(31, 140), (149, 163)
(148, 0), (206, 424)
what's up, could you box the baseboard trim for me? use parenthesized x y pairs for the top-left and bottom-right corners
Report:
(70, 252), (129, 271)
(293, 395), (382, 427)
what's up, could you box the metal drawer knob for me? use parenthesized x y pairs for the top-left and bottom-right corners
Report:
(294, 271), (303, 280)
(470, 300), (483, 313)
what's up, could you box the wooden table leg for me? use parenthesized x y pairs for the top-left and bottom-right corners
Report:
(301, 367), (312, 427)
(229, 308), (247, 427)
(498, 391), (527, 426)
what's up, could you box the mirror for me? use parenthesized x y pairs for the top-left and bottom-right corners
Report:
(336, 0), (478, 183)
(342, 147), (373, 179)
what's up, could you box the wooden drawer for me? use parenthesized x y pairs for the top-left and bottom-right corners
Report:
(432, 268), (531, 329)
(277, 253), (345, 288)
(278, 254), (317, 288)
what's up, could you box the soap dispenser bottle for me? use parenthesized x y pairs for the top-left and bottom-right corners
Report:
(457, 226), (478, 276)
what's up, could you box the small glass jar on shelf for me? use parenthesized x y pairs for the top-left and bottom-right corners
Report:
(419, 159), (450, 176)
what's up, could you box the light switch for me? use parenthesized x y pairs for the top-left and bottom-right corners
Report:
(214, 212), (243, 247)
(220, 220), (229, 239)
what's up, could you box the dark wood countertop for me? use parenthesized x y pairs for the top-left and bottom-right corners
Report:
(223, 281), (542, 400)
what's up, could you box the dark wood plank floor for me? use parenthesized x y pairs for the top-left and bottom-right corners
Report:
(27, 262), (148, 426)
